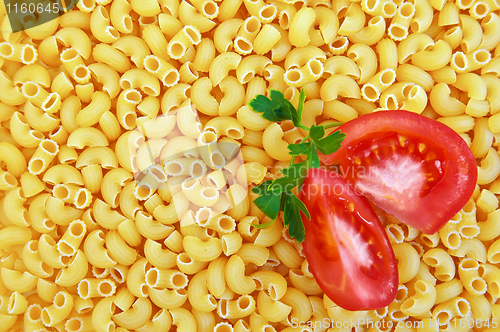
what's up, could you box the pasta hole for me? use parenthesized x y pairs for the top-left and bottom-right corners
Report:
(447, 233), (460, 248)
(75, 66), (89, 80)
(474, 4), (487, 16)
(215, 324), (232, 332)
(123, 16), (133, 30)
(384, 2), (397, 17)
(22, 46), (36, 63)
(70, 222), (84, 236)
(490, 283), (499, 296)
(191, 162), (204, 178)
(238, 296), (250, 310)
(61, 48), (78, 61)
(124, 113), (136, 128)
(461, 226), (479, 237)
(260, 5), (276, 20)
(381, 70), (395, 85)
(241, 71), (254, 83)
(42, 140), (58, 154)
(424, 257), (438, 265)
(108, 27), (119, 39)
(219, 299), (228, 316)
(202, 187), (217, 198)
(0, 43), (13, 57)
(399, 3), (414, 17)
(170, 43), (185, 58)
(366, 0), (377, 10)
(78, 280), (90, 298)
(390, 26), (407, 39)
(457, 299), (470, 316)
(363, 85), (378, 100)
(125, 90), (141, 103)
(54, 186), (69, 200)
(166, 162), (182, 175)
(76, 190), (88, 206)
(285, 70), (301, 83)
(227, 128), (243, 139)
(28, 305), (41, 321)
(4, 173), (16, 186)
(472, 278), (487, 293)
(136, 185), (151, 199)
(172, 274), (187, 287)
(43, 94), (59, 109)
(371, 16), (383, 25)
(66, 318), (82, 332)
(219, 216), (234, 231)
(396, 288), (407, 301)
(203, 2), (217, 16)
(245, 17), (260, 33)
(22, 82), (39, 97)
(41, 309), (51, 326)
(280, 12), (290, 28)
(93, 267), (107, 277)
(178, 253), (192, 264)
(400, 298), (414, 311)
(475, 50), (490, 63)
(436, 311), (450, 322)
(410, 21), (420, 32)
(98, 281), (113, 295)
(163, 71), (178, 85)
(211, 152), (225, 168)
(110, 267), (125, 283)
(144, 57), (160, 72)
(309, 60), (322, 76)
(54, 293), (67, 308)
(58, 241), (74, 256)
(454, 54), (467, 69)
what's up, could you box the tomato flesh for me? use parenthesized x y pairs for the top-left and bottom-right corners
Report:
(320, 110), (477, 234)
(300, 168), (398, 311)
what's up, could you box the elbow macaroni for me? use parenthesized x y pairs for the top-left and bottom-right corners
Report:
(0, 0), (499, 330)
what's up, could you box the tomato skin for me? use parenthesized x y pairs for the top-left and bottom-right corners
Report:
(300, 168), (398, 311)
(319, 110), (477, 234)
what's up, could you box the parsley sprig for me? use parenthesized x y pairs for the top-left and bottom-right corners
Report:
(248, 89), (345, 242)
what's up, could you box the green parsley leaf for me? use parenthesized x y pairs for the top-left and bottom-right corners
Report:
(250, 218), (277, 229)
(306, 146), (320, 169)
(296, 89), (306, 127)
(268, 161), (308, 194)
(252, 191), (281, 220)
(309, 124), (325, 142)
(247, 88), (346, 244)
(251, 180), (273, 195)
(314, 131), (347, 155)
(248, 90), (293, 123)
(288, 142), (311, 156)
(283, 193), (306, 242)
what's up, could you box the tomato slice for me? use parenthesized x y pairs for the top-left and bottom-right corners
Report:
(300, 168), (398, 311)
(319, 110), (477, 234)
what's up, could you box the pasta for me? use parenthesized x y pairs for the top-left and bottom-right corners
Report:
(0, 0), (499, 330)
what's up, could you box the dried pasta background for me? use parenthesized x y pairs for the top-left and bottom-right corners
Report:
(0, 0), (499, 331)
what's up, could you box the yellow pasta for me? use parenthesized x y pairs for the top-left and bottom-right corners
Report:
(0, 0), (499, 330)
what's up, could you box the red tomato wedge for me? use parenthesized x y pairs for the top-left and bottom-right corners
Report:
(319, 110), (477, 234)
(300, 168), (398, 311)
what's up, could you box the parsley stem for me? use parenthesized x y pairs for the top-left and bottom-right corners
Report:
(323, 122), (343, 129)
